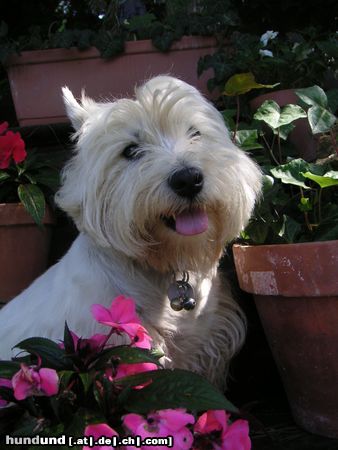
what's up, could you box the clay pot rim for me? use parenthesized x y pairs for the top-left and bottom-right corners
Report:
(0, 202), (55, 226)
(233, 239), (338, 251)
(233, 240), (338, 297)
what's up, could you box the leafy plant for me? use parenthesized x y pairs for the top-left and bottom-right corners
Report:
(0, 296), (250, 449)
(199, 28), (338, 93)
(0, 122), (60, 224)
(224, 82), (338, 244)
(0, 0), (239, 63)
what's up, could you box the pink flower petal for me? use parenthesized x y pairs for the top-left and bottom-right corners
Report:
(110, 296), (140, 324)
(172, 427), (194, 450)
(91, 304), (113, 326)
(84, 423), (118, 450)
(194, 410), (227, 435)
(12, 132), (27, 163)
(131, 325), (152, 350)
(222, 419), (251, 450)
(39, 368), (59, 397)
(123, 413), (146, 435)
(12, 371), (35, 400)
(158, 409), (195, 432)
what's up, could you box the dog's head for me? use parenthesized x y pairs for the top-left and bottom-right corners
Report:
(57, 76), (261, 272)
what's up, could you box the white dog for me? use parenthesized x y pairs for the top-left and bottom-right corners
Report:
(0, 76), (261, 387)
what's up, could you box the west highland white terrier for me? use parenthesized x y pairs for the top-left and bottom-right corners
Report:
(0, 76), (261, 387)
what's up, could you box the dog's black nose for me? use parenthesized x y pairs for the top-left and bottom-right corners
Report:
(168, 167), (204, 198)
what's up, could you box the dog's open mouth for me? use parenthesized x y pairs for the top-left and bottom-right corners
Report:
(161, 207), (209, 236)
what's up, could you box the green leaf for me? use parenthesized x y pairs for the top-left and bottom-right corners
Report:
(17, 184), (45, 226)
(121, 369), (238, 414)
(33, 169), (60, 191)
(273, 123), (295, 140)
(307, 106), (336, 134)
(0, 170), (10, 182)
(302, 170), (338, 188)
(254, 101), (306, 131)
(234, 130), (263, 150)
(270, 159), (311, 189)
(91, 346), (162, 369)
(0, 360), (20, 378)
(221, 109), (236, 130)
(79, 372), (92, 394)
(223, 72), (279, 96)
(254, 100), (280, 129)
(295, 85), (328, 108)
(14, 337), (72, 370)
(298, 197), (312, 212)
(63, 322), (76, 355)
(278, 104), (307, 126)
(278, 215), (301, 243)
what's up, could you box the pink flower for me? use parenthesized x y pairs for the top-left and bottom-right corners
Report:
(193, 410), (251, 450)
(131, 324), (152, 350)
(0, 129), (27, 169)
(0, 377), (12, 407)
(123, 409), (195, 450)
(91, 296), (142, 339)
(83, 423), (119, 450)
(114, 362), (158, 380)
(12, 364), (59, 401)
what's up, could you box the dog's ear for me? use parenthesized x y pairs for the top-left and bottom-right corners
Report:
(62, 87), (93, 131)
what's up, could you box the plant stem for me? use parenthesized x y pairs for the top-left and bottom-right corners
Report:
(232, 95), (240, 143)
(318, 187), (323, 223)
(300, 187), (313, 232)
(262, 134), (280, 165)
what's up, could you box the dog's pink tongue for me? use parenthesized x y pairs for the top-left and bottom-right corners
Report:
(175, 209), (208, 236)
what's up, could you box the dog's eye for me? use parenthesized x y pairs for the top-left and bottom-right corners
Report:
(122, 144), (143, 160)
(188, 127), (201, 139)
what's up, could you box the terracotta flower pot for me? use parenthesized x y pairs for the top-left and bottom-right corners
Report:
(233, 240), (338, 438)
(250, 89), (317, 162)
(5, 36), (217, 127)
(0, 203), (54, 303)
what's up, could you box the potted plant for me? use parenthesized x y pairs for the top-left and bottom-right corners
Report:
(0, 122), (59, 302)
(0, 295), (251, 450)
(226, 83), (338, 438)
(0, 0), (239, 126)
(199, 28), (338, 94)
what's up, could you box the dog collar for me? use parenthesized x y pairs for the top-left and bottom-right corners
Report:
(167, 272), (196, 311)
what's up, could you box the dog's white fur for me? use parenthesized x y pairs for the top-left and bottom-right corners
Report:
(0, 76), (261, 387)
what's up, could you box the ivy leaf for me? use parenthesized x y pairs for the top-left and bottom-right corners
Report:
(307, 106), (336, 134)
(118, 369), (238, 414)
(254, 101), (306, 131)
(254, 100), (280, 129)
(234, 130), (263, 150)
(298, 197), (312, 212)
(223, 72), (279, 96)
(270, 159), (311, 189)
(278, 104), (307, 126)
(302, 170), (338, 188)
(17, 184), (45, 226)
(272, 123), (295, 140)
(295, 85), (328, 108)
(278, 215), (302, 243)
